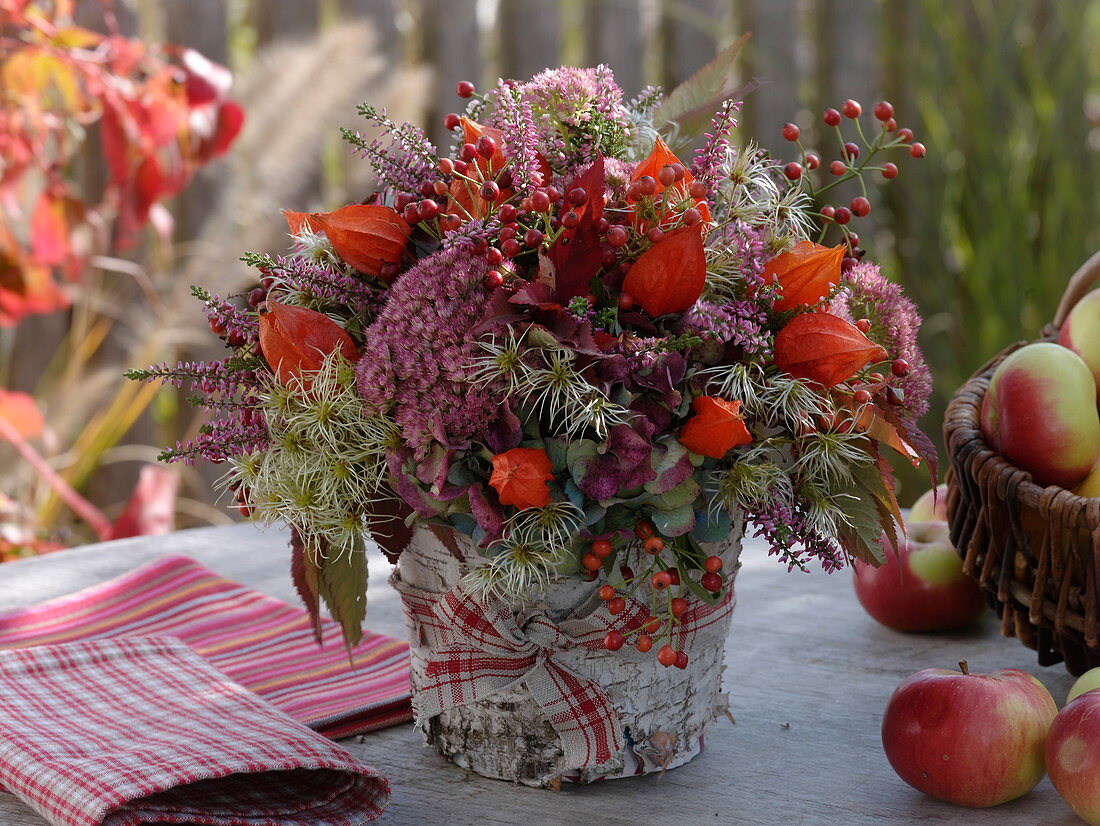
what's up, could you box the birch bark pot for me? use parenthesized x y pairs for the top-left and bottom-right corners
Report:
(393, 520), (744, 787)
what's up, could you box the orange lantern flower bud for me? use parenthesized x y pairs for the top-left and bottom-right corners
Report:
(763, 240), (846, 312)
(628, 137), (711, 222)
(282, 205), (408, 279)
(489, 447), (554, 510)
(621, 224), (707, 317)
(773, 312), (888, 387)
(258, 301), (358, 385)
(678, 396), (752, 459)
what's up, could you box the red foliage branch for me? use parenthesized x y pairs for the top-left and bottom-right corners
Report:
(0, 0), (244, 325)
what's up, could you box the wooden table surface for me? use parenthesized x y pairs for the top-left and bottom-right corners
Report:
(0, 523), (1086, 825)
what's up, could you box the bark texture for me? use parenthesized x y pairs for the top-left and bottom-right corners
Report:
(396, 522), (743, 787)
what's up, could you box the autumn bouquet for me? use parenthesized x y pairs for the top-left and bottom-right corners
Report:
(134, 61), (934, 784)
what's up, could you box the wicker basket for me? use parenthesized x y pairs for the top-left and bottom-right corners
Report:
(945, 251), (1100, 676)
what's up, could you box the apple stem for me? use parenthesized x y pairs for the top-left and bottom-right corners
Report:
(959, 660), (970, 676)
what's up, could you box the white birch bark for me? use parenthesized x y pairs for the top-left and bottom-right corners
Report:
(395, 521), (743, 787)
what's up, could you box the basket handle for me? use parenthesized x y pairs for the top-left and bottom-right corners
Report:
(1054, 250), (1100, 328)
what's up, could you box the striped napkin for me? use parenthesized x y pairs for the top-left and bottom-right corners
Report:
(0, 554), (412, 737)
(0, 637), (389, 826)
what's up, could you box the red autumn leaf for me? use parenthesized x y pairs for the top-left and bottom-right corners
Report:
(548, 155), (606, 303)
(107, 464), (179, 540)
(0, 227), (69, 326)
(629, 137), (711, 224)
(258, 301), (358, 385)
(764, 240), (845, 312)
(678, 396), (752, 459)
(29, 190), (70, 266)
(460, 117), (509, 176)
(489, 447), (554, 510)
(283, 205), (409, 278)
(621, 223), (707, 317)
(0, 389), (44, 439)
(210, 99), (244, 157)
(773, 312), (889, 387)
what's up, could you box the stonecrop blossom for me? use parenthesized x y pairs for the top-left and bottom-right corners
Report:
(355, 245), (502, 459)
(136, 63), (935, 648)
(833, 261), (932, 419)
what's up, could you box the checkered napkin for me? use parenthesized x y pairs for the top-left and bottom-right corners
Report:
(0, 637), (390, 826)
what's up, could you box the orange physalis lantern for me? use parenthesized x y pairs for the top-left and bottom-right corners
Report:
(489, 447), (554, 510)
(763, 241), (845, 312)
(678, 396), (752, 459)
(773, 312), (888, 387)
(282, 205), (409, 279)
(621, 224), (707, 317)
(258, 301), (358, 386)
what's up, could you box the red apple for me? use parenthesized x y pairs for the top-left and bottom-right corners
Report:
(1058, 288), (1100, 401)
(853, 522), (985, 632)
(980, 342), (1100, 489)
(909, 483), (948, 522)
(1046, 689), (1100, 824)
(882, 661), (1057, 808)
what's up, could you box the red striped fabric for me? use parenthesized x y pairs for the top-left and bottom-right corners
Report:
(0, 555), (412, 737)
(0, 637), (390, 826)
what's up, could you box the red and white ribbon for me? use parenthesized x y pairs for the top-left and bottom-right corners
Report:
(396, 576), (735, 771)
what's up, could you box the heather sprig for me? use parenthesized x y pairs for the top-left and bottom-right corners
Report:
(342, 103), (438, 197)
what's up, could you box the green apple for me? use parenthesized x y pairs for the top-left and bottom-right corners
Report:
(909, 483), (948, 522)
(1059, 289), (1100, 400)
(852, 522), (985, 632)
(1067, 667), (1100, 703)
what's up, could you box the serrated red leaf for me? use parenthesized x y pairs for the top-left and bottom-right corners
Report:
(548, 155), (606, 303)
(258, 301), (358, 385)
(621, 223), (707, 317)
(764, 240), (845, 312)
(774, 312), (888, 387)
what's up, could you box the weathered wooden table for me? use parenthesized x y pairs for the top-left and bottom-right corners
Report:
(0, 523), (1085, 825)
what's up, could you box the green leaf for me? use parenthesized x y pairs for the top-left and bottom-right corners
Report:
(652, 33), (751, 150)
(691, 507), (731, 543)
(318, 533), (369, 648)
(652, 502), (697, 537)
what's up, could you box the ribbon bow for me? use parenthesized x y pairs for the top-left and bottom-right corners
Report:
(397, 576), (735, 771)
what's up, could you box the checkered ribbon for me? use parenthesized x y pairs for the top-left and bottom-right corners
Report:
(0, 637), (390, 826)
(397, 576), (735, 772)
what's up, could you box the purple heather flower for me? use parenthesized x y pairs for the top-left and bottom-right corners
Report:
(691, 99), (741, 198)
(346, 105), (438, 198)
(136, 359), (263, 395)
(200, 291), (258, 344)
(832, 262), (932, 420)
(706, 219), (769, 293)
(269, 256), (385, 317)
(683, 299), (770, 356)
(748, 496), (846, 574)
(167, 415), (268, 465)
(354, 246), (503, 460)
(488, 82), (543, 194)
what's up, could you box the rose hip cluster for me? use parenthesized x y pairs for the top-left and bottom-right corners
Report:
(580, 519), (728, 669)
(393, 80), (708, 295)
(780, 98), (925, 272)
